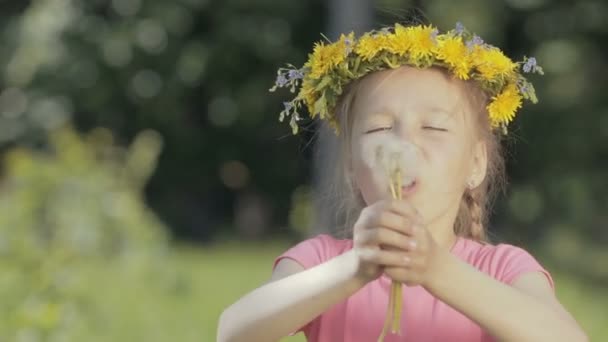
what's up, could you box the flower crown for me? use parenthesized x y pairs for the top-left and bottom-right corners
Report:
(270, 22), (543, 135)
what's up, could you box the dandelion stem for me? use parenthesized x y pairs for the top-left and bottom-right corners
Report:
(390, 283), (399, 333)
(378, 286), (393, 342)
(396, 170), (402, 200)
(391, 284), (402, 332)
(389, 182), (397, 199)
(379, 168), (405, 340)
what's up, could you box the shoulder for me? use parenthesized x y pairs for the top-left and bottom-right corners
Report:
(456, 238), (554, 289)
(273, 234), (353, 270)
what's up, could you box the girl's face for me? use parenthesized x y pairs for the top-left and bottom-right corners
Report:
(350, 66), (487, 227)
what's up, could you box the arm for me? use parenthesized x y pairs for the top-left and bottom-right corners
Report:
(218, 201), (430, 342)
(425, 250), (588, 342)
(218, 200), (429, 342)
(217, 250), (367, 342)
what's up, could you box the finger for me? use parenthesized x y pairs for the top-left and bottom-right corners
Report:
(357, 228), (413, 251)
(402, 255), (426, 269)
(386, 254), (425, 267)
(354, 203), (391, 233)
(368, 210), (415, 236)
(357, 248), (410, 267)
(359, 227), (408, 249)
(353, 207), (373, 236)
(386, 200), (423, 224)
(384, 266), (409, 280)
(384, 266), (421, 286)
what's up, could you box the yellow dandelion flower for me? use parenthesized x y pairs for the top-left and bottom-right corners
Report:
(304, 43), (331, 79)
(386, 23), (411, 56)
(338, 31), (356, 50)
(407, 25), (438, 63)
(474, 47), (517, 81)
(298, 78), (318, 115)
(436, 35), (472, 79)
(305, 33), (353, 80)
(487, 83), (522, 127)
(355, 33), (387, 61)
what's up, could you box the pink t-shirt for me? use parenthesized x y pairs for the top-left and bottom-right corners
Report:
(273, 234), (554, 342)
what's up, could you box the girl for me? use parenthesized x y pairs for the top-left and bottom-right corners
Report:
(217, 22), (587, 342)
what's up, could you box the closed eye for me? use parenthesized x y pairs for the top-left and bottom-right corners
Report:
(364, 127), (392, 134)
(423, 126), (448, 132)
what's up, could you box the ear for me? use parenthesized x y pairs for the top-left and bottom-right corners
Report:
(469, 140), (488, 189)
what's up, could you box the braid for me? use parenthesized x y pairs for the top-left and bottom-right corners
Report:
(463, 189), (486, 242)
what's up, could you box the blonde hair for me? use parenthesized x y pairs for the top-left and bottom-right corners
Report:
(326, 68), (506, 243)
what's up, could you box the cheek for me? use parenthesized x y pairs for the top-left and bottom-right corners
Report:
(422, 137), (471, 190)
(412, 137), (471, 221)
(353, 162), (385, 204)
(350, 137), (391, 204)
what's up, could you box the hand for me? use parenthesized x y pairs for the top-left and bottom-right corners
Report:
(383, 208), (442, 287)
(351, 199), (420, 283)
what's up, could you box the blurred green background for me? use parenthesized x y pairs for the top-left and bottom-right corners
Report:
(0, 0), (605, 340)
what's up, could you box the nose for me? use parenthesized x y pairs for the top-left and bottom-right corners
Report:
(393, 119), (418, 151)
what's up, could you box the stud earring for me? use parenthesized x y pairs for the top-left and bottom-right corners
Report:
(467, 179), (476, 189)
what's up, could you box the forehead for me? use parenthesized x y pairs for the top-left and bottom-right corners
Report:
(352, 66), (469, 117)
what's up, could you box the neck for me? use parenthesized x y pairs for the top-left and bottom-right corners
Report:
(425, 207), (459, 251)
(431, 226), (458, 251)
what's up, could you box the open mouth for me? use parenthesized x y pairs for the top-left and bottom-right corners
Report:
(400, 179), (418, 196)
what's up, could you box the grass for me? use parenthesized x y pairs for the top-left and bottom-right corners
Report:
(76, 239), (605, 341)
(73, 240), (304, 341)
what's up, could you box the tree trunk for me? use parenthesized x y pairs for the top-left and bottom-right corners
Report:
(312, 0), (373, 235)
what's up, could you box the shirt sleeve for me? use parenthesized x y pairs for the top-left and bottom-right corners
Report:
(492, 244), (555, 290)
(273, 233), (337, 271)
(271, 234), (339, 338)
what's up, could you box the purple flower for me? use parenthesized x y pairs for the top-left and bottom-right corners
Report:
(287, 69), (304, 80)
(523, 57), (537, 73)
(466, 35), (484, 50)
(430, 28), (439, 42)
(455, 22), (465, 35)
(343, 37), (354, 55)
(275, 73), (288, 88)
(283, 101), (293, 111)
(519, 83), (528, 94)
